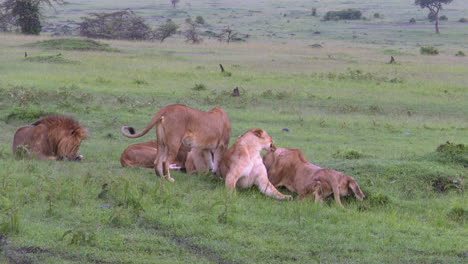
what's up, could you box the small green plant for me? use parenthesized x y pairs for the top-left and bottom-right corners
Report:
(192, 83), (207, 91)
(61, 227), (96, 245)
(455, 51), (465, 57)
(420, 46), (439, 55)
(409, 18), (416, 23)
(332, 150), (370, 160)
(133, 78), (148, 85)
(14, 145), (30, 160)
(0, 196), (21, 234)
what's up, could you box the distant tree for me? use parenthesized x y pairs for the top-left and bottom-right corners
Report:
(184, 18), (202, 43)
(415, 0), (453, 34)
(0, 0), (63, 34)
(218, 27), (238, 44)
(195, 15), (205, 24)
(170, 0), (180, 9)
(154, 19), (178, 42)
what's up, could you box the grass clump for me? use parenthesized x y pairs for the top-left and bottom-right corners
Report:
(4, 106), (49, 122)
(431, 141), (468, 167)
(332, 150), (371, 159)
(323, 9), (362, 21)
(25, 53), (76, 64)
(420, 46), (439, 55)
(192, 83), (207, 91)
(447, 206), (467, 225)
(26, 38), (116, 52)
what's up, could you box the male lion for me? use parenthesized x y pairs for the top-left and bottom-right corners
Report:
(263, 148), (365, 207)
(121, 104), (231, 182)
(12, 114), (88, 161)
(120, 140), (190, 169)
(218, 128), (292, 200)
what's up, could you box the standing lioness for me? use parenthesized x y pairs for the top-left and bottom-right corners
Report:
(121, 104), (231, 182)
(218, 128), (292, 200)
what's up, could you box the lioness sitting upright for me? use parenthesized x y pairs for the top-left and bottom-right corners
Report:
(218, 129), (292, 200)
(121, 104), (231, 182)
(12, 114), (88, 161)
(120, 140), (189, 169)
(263, 148), (365, 207)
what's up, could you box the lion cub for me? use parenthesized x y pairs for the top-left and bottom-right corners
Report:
(218, 129), (292, 200)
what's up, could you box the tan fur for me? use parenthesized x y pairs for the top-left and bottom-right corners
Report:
(121, 104), (231, 182)
(185, 148), (211, 174)
(120, 140), (190, 169)
(263, 147), (365, 207)
(12, 115), (88, 161)
(218, 129), (292, 200)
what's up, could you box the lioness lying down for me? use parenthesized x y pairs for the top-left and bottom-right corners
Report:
(218, 129), (292, 200)
(120, 141), (210, 175)
(263, 147), (365, 207)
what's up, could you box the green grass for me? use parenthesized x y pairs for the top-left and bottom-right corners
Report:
(0, 0), (467, 262)
(25, 38), (117, 52)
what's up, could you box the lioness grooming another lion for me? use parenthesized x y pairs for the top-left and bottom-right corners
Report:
(121, 104), (231, 182)
(263, 148), (365, 207)
(218, 129), (292, 200)
(12, 114), (88, 161)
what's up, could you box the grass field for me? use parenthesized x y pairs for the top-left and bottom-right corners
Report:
(1, 0), (467, 263)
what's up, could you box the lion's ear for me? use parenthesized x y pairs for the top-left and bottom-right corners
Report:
(252, 129), (263, 138)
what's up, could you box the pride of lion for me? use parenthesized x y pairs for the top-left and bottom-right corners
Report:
(12, 104), (364, 206)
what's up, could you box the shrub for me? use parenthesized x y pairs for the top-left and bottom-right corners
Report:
(439, 15), (448, 21)
(459, 18), (467, 23)
(154, 19), (178, 42)
(409, 18), (416, 23)
(373, 13), (380, 18)
(420, 46), (439, 55)
(323, 9), (362, 21)
(455, 51), (465, 57)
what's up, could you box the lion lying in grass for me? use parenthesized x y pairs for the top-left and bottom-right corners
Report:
(263, 147), (365, 207)
(12, 114), (88, 161)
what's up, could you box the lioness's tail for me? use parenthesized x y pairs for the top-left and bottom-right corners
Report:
(121, 113), (162, 138)
(349, 179), (365, 201)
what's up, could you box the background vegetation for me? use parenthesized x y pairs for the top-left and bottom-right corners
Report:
(0, 0), (467, 263)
